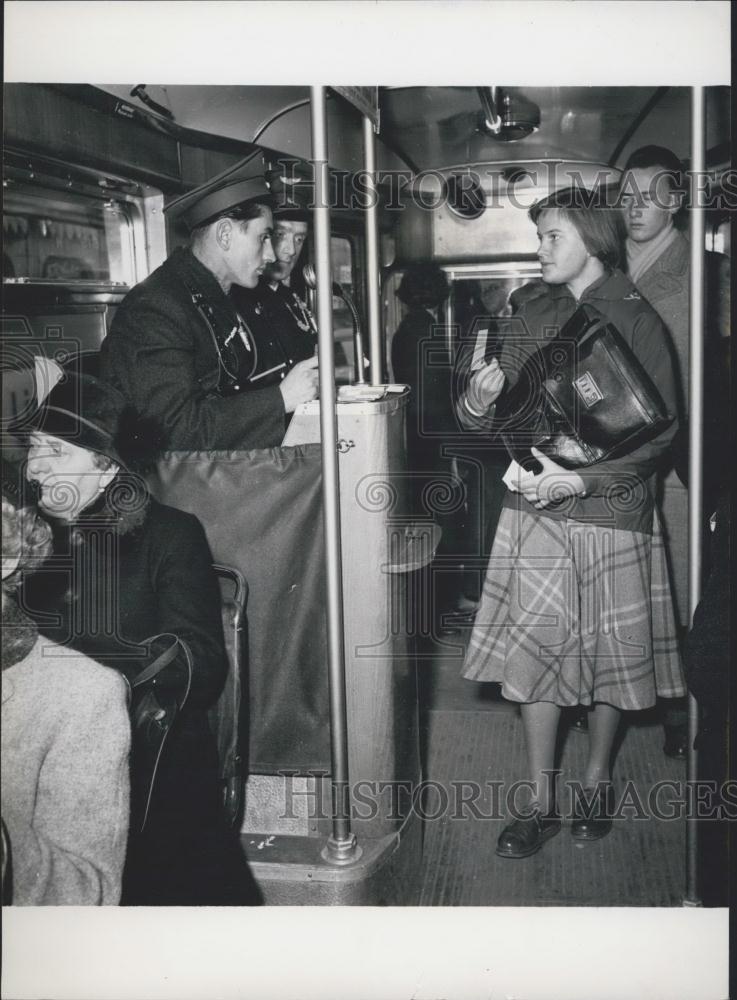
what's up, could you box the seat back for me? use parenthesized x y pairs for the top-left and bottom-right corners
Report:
(210, 563), (249, 828)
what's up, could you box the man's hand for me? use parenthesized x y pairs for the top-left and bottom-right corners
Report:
(279, 356), (319, 413)
(466, 358), (506, 414)
(519, 447), (586, 509)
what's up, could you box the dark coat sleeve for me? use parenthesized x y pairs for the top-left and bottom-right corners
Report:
(101, 287), (285, 451)
(149, 507), (227, 710)
(683, 490), (730, 720)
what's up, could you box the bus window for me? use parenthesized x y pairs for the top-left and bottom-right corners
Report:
(2, 181), (136, 285)
(331, 235), (354, 382)
(708, 218), (730, 257)
(446, 265), (541, 342)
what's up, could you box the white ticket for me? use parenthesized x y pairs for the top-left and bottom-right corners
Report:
(502, 459), (535, 493)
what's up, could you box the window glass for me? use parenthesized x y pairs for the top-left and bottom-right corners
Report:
(709, 219), (730, 257)
(449, 271), (542, 336)
(2, 181), (134, 284)
(330, 236), (355, 382)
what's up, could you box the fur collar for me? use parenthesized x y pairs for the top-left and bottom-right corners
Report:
(44, 472), (152, 539)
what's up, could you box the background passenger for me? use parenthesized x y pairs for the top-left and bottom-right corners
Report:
(459, 187), (684, 858)
(391, 264), (461, 625)
(101, 163), (319, 451)
(1, 481), (130, 905)
(20, 375), (259, 905)
(620, 145), (731, 759)
(392, 263), (455, 498)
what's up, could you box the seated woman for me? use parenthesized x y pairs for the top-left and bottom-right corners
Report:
(458, 187), (684, 858)
(1, 475), (130, 904)
(20, 374), (260, 905)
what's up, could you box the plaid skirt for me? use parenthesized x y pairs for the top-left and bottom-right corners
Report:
(462, 506), (685, 710)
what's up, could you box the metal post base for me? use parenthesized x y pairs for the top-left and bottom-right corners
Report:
(321, 833), (363, 866)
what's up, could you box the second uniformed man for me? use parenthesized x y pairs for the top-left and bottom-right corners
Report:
(231, 201), (318, 390)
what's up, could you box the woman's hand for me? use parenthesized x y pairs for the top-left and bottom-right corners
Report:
(519, 447), (586, 509)
(466, 358), (506, 414)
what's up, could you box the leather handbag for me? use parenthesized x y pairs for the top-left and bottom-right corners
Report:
(127, 633), (193, 832)
(496, 303), (673, 470)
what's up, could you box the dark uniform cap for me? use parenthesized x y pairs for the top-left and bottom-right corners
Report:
(267, 165), (312, 222)
(165, 151), (274, 231)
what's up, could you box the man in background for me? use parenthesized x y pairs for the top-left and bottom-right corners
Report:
(620, 144), (730, 758)
(231, 198), (317, 390)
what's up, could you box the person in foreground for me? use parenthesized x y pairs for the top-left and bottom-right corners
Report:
(458, 187), (685, 858)
(20, 374), (260, 904)
(1, 476), (131, 904)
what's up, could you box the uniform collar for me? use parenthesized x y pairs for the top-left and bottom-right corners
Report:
(175, 247), (234, 306)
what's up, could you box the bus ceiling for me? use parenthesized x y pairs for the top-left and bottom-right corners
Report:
(93, 83), (731, 173)
(5, 83), (730, 196)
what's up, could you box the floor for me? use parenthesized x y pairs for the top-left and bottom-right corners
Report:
(415, 631), (688, 906)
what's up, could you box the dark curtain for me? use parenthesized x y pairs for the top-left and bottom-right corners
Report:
(149, 445), (331, 774)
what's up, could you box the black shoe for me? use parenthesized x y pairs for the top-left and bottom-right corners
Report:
(571, 784), (615, 841)
(663, 724), (688, 760)
(496, 809), (561, 859)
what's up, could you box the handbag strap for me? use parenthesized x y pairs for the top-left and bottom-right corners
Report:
(130, 632), (193, 706)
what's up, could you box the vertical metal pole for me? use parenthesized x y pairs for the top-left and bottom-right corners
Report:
(363, 114), (384, 385)
(309, 86), (359, 862)
(684, 85), (705, 907)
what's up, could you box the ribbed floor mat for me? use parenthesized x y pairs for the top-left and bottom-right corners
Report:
(418, 709), (686, 906)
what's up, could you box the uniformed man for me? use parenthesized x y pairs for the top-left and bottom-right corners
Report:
(100, 159), (319, 451)
(230, 197), (318, 390)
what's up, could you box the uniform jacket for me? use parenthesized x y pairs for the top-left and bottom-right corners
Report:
(457, 268), (679, 534)
(100, 248), (286, 451)
(231, 281), (316, 389)
(2, 635), (130, 905)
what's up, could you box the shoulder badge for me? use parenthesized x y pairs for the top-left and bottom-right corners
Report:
(623, 290), (641, 301)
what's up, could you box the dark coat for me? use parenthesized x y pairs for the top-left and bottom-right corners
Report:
(22, 490), (226, 711)
(100, 248), (286, 451)
(22, 487), (258, 904)
(391, 306), (456, 468)
(231, 280), (316, 389)
(631, 232), (730, 414)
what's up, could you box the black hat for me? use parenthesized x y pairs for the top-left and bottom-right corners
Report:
(22, 373), (165, 472)
(166, 151), (274, 231)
